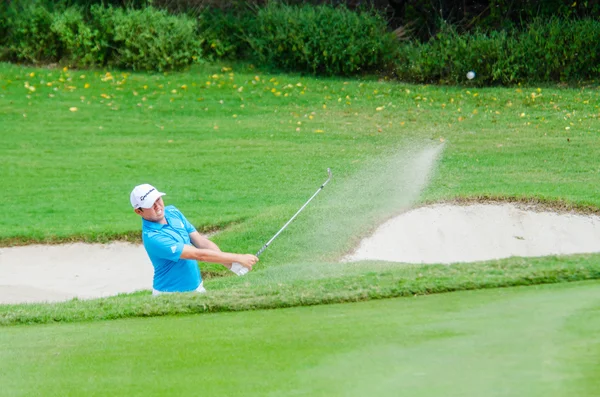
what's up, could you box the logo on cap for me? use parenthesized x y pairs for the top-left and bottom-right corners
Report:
(140, 188), (155, 201)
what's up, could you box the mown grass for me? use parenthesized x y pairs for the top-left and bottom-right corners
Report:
(2, 281), (599, 396)
(1, 61), (600, 324)
(2, 254), (599, 326)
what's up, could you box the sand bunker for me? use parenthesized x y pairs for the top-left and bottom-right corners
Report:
(0, 242), (152, 304)
(2, 203), (600, 305)
(345, 203), (600, 264)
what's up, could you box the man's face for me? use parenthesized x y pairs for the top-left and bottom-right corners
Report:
(135, 197), (165, 222)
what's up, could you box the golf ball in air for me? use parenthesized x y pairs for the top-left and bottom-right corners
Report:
(466, 71), (476, 80)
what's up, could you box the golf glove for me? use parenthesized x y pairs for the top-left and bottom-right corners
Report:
(230, 262), (249, 276)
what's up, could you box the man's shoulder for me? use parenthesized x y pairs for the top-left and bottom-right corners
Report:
(143, 228), (162, 239)
(164, 205), (180, 214)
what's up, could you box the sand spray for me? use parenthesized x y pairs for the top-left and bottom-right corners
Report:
(256, 142), (445, 282)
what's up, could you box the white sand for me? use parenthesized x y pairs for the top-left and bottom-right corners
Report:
(2, 203), (599, 305)
(345, 203), (600, 264)
(0, 242), (152, 304)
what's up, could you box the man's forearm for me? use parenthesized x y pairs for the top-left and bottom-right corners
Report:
(190, 231), (221, 251)
(181, 245), (237, 264)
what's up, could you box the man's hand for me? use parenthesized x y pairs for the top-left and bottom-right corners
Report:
(230, 254), (259, 276)
(235, 254), (259, 269)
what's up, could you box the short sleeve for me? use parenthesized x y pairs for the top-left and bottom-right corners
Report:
(144, 232), (184, 261)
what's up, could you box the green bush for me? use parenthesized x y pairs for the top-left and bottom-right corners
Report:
(50, 7), (104, 67)
(3, 3), (201, 71)
(108, 6), (202, 71)
(5, 5), (62, 64)
(86, 5), (120, 67)
(244, 3), (397, 76)
(395, 18), (600, 85)
(196, 7), (254, 60)
(513, 17), (600, 82)
(396, 25), (513, 85)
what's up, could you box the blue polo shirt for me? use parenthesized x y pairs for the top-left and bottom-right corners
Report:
(142, 205), (201, 292)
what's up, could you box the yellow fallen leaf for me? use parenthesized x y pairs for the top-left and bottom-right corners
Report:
(69, 107), (78, 112)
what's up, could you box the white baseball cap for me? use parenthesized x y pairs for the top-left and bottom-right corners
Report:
(130, 184), (166, 209)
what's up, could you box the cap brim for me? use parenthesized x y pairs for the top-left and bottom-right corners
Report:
(139, 190), (166, 209)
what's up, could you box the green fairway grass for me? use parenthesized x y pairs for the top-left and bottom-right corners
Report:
(2, 61), (599, 249)
(2, 58), (600, 394)
(1, 281), (599, 397)
(2, 254), (599, 326)
(1, 61), (600, 324)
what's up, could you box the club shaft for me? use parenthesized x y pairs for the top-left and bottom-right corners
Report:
(256, 169), (332, 257)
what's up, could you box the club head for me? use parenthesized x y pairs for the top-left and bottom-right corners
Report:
(327, 168), (332, 179)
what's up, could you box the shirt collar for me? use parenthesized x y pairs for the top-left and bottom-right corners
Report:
(142, 210), (172, 230)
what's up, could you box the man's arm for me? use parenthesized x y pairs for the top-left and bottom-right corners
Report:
(189, 231), (234, 270)
(180, 243), (258, 270)
(189, 231), (221, 251)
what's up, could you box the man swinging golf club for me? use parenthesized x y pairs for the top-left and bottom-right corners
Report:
(130, 183), (258, 295)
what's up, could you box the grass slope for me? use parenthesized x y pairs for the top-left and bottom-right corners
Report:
(1, 281), (599, 397)
(2, 62), (599, 249)
(1, 61), (599, 324)
(2, 254), (599, 326)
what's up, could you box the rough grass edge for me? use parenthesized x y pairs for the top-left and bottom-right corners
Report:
(1, 256), (599, 326)
(419, 195), (600, 215)
(0, 221), (237, 248)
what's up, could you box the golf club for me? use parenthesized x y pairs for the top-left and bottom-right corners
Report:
(231, 168), (332, 275)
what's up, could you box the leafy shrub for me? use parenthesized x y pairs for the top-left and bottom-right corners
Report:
(395, 18), (600, 85)
(196, 7), (254, 60)
(244, 3), (397, 76)
(98, 6), (202, 71)
(50, 7), (105, 67)
(5, 5), (62, 63)
(514, 17), (600, 82)
(4, 3), (202, 71)
(85, 4), (120, 67)
(396, 25), (513, 85)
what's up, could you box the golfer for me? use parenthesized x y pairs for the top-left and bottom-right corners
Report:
(130, 183), (258, 295)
